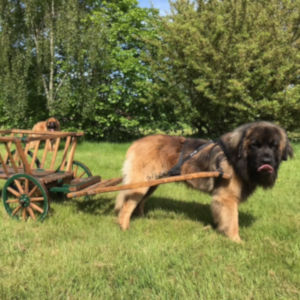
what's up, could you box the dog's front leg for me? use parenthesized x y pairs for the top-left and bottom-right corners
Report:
(211, 193), (241, 243)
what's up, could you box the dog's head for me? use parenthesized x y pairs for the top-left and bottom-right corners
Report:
(244, 123), (293, 187)
(224, 121), (293, 188)
(46, 117), (60, 132)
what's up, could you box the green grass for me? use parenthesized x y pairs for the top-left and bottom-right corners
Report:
(0, 141), (299, 299)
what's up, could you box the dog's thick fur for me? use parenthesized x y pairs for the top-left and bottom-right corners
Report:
(115, 121), (293, 242)
(29, 117), (61, 150)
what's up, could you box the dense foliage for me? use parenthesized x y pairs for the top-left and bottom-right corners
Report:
(0, 0), (299, 139)
(149, 0), (300, 136)
(0, 0), (166, 139)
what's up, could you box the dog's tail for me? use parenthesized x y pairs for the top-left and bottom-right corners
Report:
(114, 155), (133, 214)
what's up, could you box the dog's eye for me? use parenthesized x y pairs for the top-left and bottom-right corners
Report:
(269, 141), (278, 148)
(250, 141), (261, 149)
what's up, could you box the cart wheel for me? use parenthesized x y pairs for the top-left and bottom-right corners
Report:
(3, 174), (49, 221)
(72, 160), (92, 179)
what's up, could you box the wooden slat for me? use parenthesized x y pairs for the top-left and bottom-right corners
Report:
(0, 137), (19, 143)
(67, 177), (121, 196)
(0, 167), (24, 179)
(40, 140), (49, 169)
(32, 169), (54, 177)
(30, 140), (40, 169)
(94, 177), (123, 188)
(66, 137), (77, 172)
(45, 139), (51, 152)
(24, 142), (30, 156)
(68, 176), (101, 192)
(11, 129), (83, 137)
(15, 140), (32, 174)
(4, 133), (14, 163)
(4, 143), (18, 173)
(0, 129), (11, 135)
(0, 128), (83, 135)
(59, 136), (71, 171)
(0, 173), (10, 179)
(0, 130), (83, 144)
(13, 133), (22, 166)
(0, 153), (9, 176)
(67, 172), (231, 199)
(40, 172), (73, 184)
(50, 138), (60, 170)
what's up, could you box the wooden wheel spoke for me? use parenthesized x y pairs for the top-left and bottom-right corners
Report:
(25, 178), (29, 194)
(14, 179), (24, 194)
(28, 185), (38, 197)
(14, 179), (23, 192)
(30, 197), (45, 202)
(5, 198), (19, 204)
(78, 171), (86, 179)
(7, 186), (21, 198)
(26, 207), (36, 220)
(30, 203), (44, 214)
(22, 208), (27, 220)
(12, 206), (22, 216)
(73, 165), (78, 177)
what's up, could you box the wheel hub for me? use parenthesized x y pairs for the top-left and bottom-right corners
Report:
(19, 194), (30, 207)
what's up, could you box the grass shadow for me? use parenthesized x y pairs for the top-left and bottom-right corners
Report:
(72, 195), (115, 216)
(145, 196), (213, 226)
(145, 196), (256, 228)
(69, 193), (256, 228)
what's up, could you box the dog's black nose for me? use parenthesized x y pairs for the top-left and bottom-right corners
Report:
(261, 156), (272, 164)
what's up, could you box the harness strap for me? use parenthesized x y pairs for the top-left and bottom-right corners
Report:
(166, 141), (214, 177)
(215, 138), (232, 165)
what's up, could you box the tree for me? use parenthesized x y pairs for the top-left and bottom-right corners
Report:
(0, 0), (88, 126)
(150, 0), (300, 136)
(54, 0), (164, 140)
(0, 0), (32, 127)
(0, 0), (165, 140)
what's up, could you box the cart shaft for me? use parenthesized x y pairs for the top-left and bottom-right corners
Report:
(67, 171), (230, 198)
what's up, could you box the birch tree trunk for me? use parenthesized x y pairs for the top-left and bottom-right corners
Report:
(32, 0), (67, 115)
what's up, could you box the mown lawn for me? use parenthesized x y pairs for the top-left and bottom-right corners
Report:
(0, 140), (299, 299)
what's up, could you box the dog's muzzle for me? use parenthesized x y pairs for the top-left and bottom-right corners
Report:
(47, 122), (57, 131)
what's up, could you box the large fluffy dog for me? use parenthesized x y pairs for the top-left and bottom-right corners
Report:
(115, 121), (293, 242)
(29, 117), (61, 150)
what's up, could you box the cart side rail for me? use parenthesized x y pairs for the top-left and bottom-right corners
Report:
(0, 129), (84, 175)
(0, 129), (83, 142)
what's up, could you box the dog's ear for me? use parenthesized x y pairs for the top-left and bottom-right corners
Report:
(56, 119), (61, 130)
(237, 132), (247, 159)
(282, 138), (293, 161)
(226, 125), (248, 159)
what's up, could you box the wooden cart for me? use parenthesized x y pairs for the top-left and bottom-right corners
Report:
(0, 129), (100, 221)
(0, 129), (230, 221)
